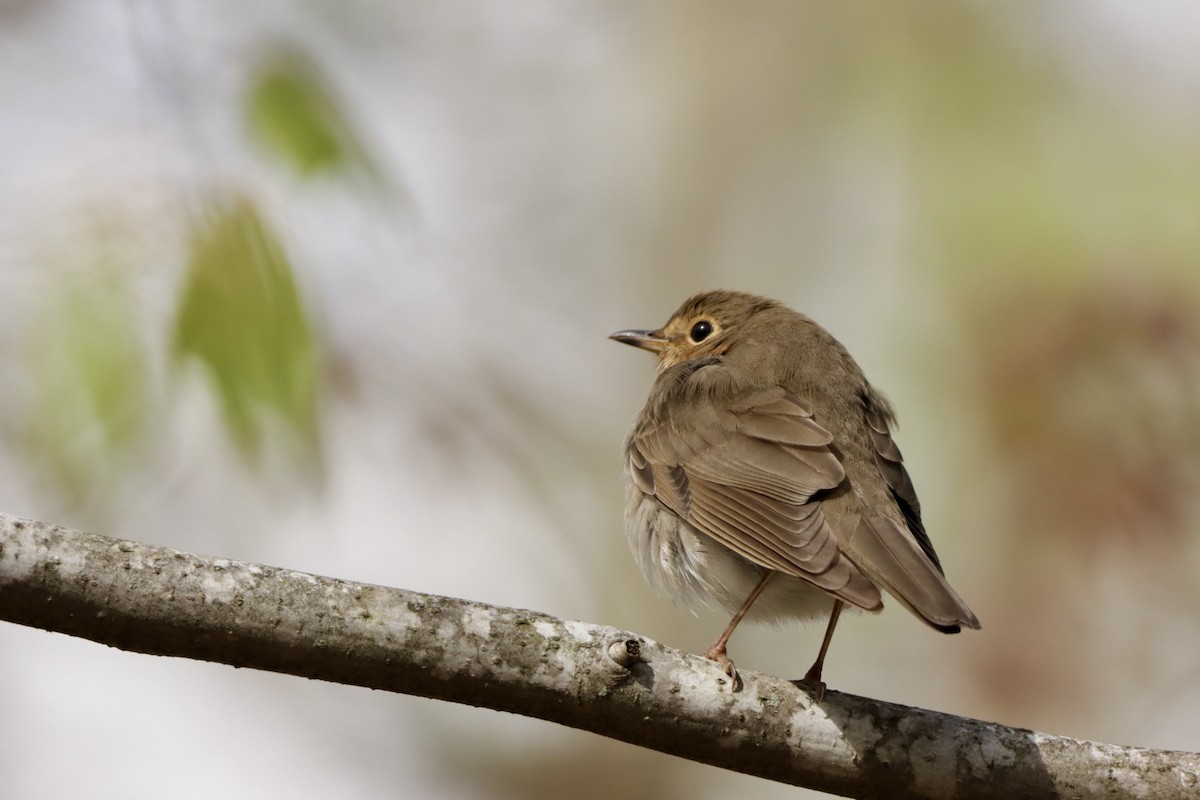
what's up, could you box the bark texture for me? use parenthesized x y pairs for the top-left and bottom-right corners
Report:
(1, 512), (1197, 799)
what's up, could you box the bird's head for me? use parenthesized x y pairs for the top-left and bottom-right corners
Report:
(609, 290), (782, 371)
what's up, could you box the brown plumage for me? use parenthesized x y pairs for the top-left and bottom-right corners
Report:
(612, 290), (979, 696)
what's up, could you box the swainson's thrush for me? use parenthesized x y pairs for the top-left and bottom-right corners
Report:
(612, 290), (979, 696)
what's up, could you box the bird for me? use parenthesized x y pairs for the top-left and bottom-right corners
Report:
(610, 289), (979, 697)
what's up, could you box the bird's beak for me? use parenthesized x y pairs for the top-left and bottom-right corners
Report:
(609, 329), (669, 353)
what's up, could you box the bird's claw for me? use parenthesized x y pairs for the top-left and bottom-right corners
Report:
(792, 676), (827, 703)
(703, 646), (743, 692)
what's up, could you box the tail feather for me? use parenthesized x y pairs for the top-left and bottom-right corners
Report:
(846, 515), (980, 632)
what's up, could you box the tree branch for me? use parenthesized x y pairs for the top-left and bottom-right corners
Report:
(0, 512), (1196, 799)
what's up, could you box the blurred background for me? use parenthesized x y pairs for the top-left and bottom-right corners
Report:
(2, 2), (1199, 798)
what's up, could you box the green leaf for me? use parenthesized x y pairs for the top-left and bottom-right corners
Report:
(25, 275), (151, 497)
(245, 46), (371, 178)
(173, 197), (320, 458)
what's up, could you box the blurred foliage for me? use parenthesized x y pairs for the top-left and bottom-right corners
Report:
(24, 273), (150, 500)
(172, 197), (321, 459)
(867, 5), (1200, 282)
(965, 279), (1200, 716)
(972, 279), (1200, 551)
(245, 45), (374, 179)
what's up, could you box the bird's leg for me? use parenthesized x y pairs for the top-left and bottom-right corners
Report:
(703, 570), (775, 690)
(798, 599), (844, 702)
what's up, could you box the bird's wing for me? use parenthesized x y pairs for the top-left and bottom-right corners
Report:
(863, 394), (939, 570)
(839, 390), (981, 631)
(628, 371), (882, 611)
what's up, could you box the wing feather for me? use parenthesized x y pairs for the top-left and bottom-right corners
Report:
(628, 378), (880, 610)
(863, 391), (943, 573)
(851, 389), (981, 629)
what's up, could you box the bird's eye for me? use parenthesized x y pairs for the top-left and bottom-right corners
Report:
(689, 320), (714, 343)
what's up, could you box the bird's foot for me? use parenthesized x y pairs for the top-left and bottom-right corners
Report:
(702, 644), (743, 692)
(791, 677), (827, 703)
(792, 663), (827, 702)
